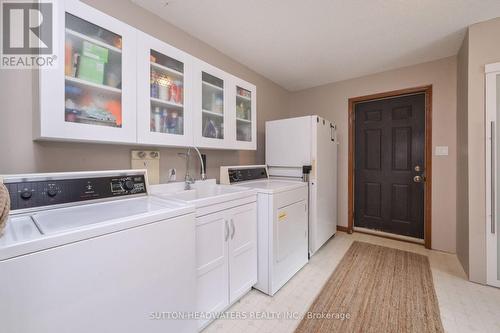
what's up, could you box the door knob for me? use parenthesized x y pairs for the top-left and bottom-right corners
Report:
(413, 175), (426, 183)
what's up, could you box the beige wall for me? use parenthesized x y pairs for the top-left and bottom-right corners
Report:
(456, 32), (470, 275)
(0, 0), (290, 181)
(288, 57), (458, 253)
(2, 0), (489, 259)
(466, 17), (500, 284)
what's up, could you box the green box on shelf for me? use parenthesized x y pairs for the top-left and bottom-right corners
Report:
(82, 41), (109, 63)
(78, 56), (105, 85)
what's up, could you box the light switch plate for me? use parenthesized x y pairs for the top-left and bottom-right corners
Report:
(131, 150), (160, 184)
(435, 146), (448, 156)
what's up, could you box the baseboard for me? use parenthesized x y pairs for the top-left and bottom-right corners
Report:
(337, 225), (349, 232)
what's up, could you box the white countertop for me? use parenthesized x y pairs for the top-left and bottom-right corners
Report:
(232, 179), (307, 194)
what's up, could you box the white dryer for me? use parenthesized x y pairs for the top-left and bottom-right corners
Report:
(0, 170), (197, 333)
(220, 165), (308, 296)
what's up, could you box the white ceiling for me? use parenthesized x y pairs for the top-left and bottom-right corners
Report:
(132, 0), (500, 91)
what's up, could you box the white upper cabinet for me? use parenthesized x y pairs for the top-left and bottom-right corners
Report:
(37, 0), (256, 150)
(137, 32), (193, 146)
(38, 0), (137, 143)
(193, 60), (231, 149)
(193, 60), (257, 150)
(231, 77), (257, 150)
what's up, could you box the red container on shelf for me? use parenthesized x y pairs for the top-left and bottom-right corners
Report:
(169, 83), (178, 103)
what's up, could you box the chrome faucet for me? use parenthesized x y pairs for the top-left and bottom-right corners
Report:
(178, 146), (206, 190)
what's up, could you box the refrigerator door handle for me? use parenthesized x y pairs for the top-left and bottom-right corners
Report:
(330, 123), (338, 143)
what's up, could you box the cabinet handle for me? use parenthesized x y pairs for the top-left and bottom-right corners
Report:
(492, 121), (496, 234)
(230, 219), (235, 240)
(225, 220), (230, 241)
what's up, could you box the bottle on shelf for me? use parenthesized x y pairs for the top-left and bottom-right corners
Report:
(174, 80), (183, 104)
(152, 106), (161, 132)
(159, 79), (168, 101)
(169, 81), (178, 104)
(151, 73), (159, 99)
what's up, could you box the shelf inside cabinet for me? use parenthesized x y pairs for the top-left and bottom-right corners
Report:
(236, 94), (251, 101)
(202, 109), (224, 117)
(150, 62), (183, 77)
(202, 81), (223, 91)
(65, 76), (122, 94)
(236, 118), (251, 123)
(151, 97), (183, 108)
(65, 28), (122, 54)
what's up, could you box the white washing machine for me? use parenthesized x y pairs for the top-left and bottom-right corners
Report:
(0, 170), (197, 333)
(220, 165), (308, 296)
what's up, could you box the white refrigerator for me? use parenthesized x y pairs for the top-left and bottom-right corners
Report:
(266, 115), (338, 256)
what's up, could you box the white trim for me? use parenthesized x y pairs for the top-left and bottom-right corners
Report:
(485, 65), (500, 288)
(485, 62), (500, 74)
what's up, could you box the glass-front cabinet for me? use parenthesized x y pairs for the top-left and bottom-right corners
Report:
(486, 62), (500, 288)
(38, 0), (256, 150)
(194, 61), (229, 149)
(137, 32), (193, 146)
(38, 0), (137, 143)
(193, 60), (257, 150)
(233, 78), (257, 150)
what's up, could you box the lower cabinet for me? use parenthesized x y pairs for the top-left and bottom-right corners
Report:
(195, 202), (257, 330)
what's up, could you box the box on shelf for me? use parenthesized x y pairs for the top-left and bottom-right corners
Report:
(78, 56), (105, 85)
(82, 41), (109, 63)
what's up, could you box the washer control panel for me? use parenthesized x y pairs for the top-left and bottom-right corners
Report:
(226, 167), (268, 184)
(4, 173), (147, 211)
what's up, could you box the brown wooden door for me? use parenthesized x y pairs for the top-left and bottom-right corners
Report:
(354, 93), (425, 238)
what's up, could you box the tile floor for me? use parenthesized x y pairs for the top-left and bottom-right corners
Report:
(202, 232), (500, 333)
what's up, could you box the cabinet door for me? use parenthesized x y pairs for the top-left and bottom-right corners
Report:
(486, 63), (500, 288)
(231, 77), (257, 150)
(194, 60), (232, 149)
(137, 33), (193, 146)
(38, 0), (137, 143)
(195, 211), (229, 329)
(228, 202), (257, 303)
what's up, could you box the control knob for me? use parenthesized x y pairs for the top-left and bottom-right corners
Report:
(122, 180), (135, 191)
(20, 189), (32, 200)
(47, 188), (58, 198)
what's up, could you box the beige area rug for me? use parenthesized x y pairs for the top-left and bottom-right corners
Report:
(295, 241), (444, 333)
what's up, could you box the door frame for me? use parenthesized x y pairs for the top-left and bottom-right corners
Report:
(347, 85), (433, 249)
